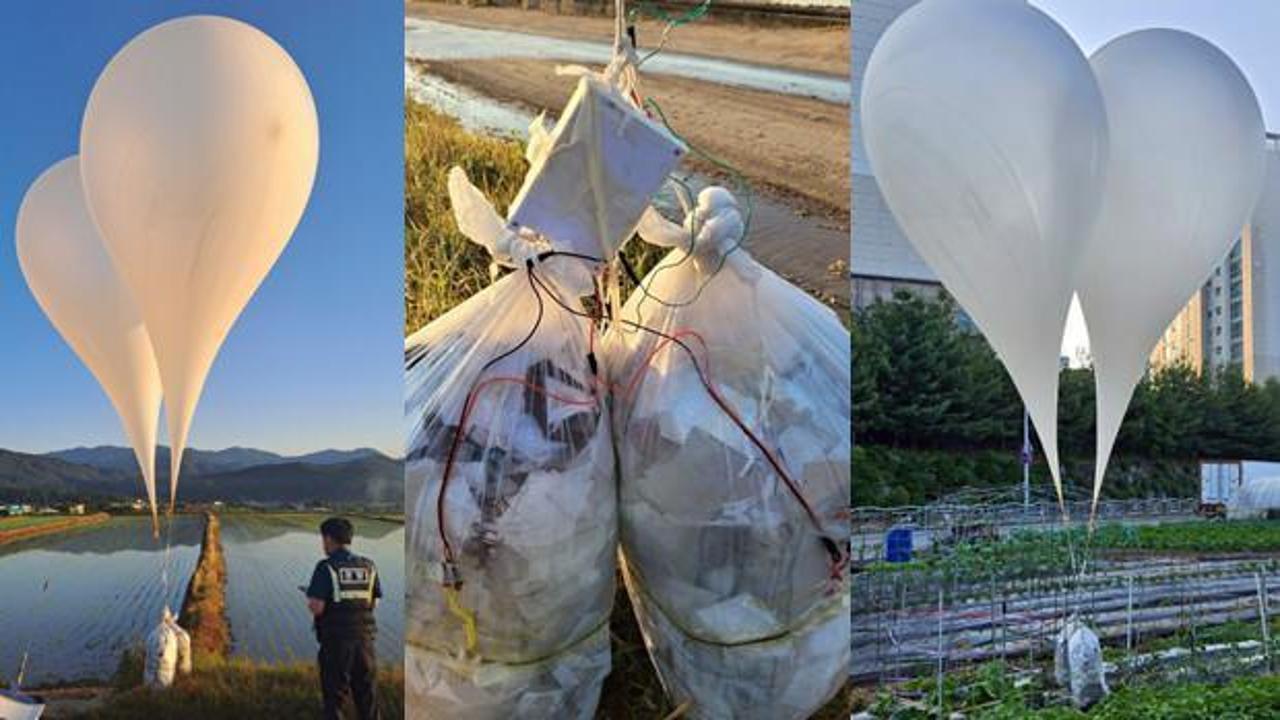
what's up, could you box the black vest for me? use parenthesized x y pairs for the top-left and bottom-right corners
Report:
(317, 553), (377, 638)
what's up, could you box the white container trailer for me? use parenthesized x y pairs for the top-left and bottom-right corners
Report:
(1199, 460), (1280, 516)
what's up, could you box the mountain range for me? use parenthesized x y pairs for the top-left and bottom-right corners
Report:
(0, 446), (402, 508)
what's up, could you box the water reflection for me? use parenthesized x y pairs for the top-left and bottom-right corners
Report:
(0, 517), (201, 685)
(221, 516), (405, 665)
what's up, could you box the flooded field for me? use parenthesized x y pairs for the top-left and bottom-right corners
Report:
(0, 516), (201, 686)
(221, 514), (405, 665)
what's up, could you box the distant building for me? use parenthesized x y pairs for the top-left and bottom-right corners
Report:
(68, 503), (87, 516)
(1151, 139), (1280, 382)
(852, 0), (938, 309)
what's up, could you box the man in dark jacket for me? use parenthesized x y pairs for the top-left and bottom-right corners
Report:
(307, 517), (382, 720)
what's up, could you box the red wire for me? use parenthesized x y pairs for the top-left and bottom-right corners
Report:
(433, 266), (845, 585)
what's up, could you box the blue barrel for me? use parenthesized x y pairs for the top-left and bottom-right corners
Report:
(884, 527), (913, 563)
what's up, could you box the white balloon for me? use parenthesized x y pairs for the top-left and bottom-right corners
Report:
(80, 15), (319, 508)
(16, 157), (163, 528)
(861, 0), (1108, 504)
(1080, 29), (1265, 511)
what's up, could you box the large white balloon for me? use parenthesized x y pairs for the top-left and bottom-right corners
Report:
(80, 15), (319, 508)
(16, 157), (163, 527)
(1080, 29), (1265, 511)
(861, 0), (1108, 504)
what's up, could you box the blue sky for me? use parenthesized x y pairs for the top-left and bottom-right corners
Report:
(0, 2), (402, 456)
(1030, 0), (1280, 362)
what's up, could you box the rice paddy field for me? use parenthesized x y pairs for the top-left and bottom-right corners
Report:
(220, 513), (405, 665)
(0, 515), (202, 686)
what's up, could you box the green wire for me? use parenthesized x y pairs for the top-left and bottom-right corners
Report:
(607, 0), (757, 322)
(624, 96), (755, 322)
(627, 0), (714, 29)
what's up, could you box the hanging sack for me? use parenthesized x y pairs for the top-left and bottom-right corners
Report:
(605, 187), (851, 720)
(404, 166), (615, 720)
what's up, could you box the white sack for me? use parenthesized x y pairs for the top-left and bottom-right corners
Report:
(405, 623), (609, 720)
(1054, 618), (1109, 709)
(605, 188), (850, 719)
(624, 561), (849, 720)
(144, 607), (191, 689)
(861, 0), (1108, 504)
(404, 168), (615, 719)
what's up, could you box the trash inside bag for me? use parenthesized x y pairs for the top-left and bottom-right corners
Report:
(405, 622), (609, 720)
(144, 607), (192, 689)
(624, 556), (849, 720)
(1054, 618), (1109, 709)
(508, 74), (686, 261)
(604, 187), (851, 719)
(404, 166), (616, 719)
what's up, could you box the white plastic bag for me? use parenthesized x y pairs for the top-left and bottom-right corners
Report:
(404, 168), (616, 720)
(604, 187), (851, 719)
(405, 624), (609, 720)
(144, 607), (192, 689)
(1054, 618), (1109, 709)
(508, 74), (686, 261)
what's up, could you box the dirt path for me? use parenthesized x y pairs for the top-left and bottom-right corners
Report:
(422, 57), (850, 218)
(179, 512), (230, 658)
(407, 1), (849, 76)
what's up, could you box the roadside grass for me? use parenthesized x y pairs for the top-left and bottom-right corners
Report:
(405, 97), (522, 330)
(78, 651), (404, 720)
(404, 98), (667, 331)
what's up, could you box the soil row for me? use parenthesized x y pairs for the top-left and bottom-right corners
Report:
(179, 512), (231, 659)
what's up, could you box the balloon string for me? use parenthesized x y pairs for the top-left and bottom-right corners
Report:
(161, 505), (175, 608)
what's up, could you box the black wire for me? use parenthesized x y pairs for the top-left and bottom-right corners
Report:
(436, 262), (546, 572)
(480, 262), (547, 373)
(536, 250), (605, 264)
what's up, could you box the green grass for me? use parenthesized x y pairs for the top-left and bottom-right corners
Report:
(404, 99), (667, 331)
(0, 515), (67, 531)
(858, 660), (1280, 719)
(865, 520), (1280, 582)
(75, 651), (403, 719)
(1089, 520), (1280, 554)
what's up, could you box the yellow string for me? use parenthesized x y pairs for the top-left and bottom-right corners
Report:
(444, 585), (479, 652)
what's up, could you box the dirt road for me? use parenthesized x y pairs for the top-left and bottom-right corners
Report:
(407, 1), (849, 76)
(423, 57), (850, 218)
